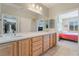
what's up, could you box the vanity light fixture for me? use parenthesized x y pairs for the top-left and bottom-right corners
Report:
(31, 4), (42, 11)
(32, 4), (35, 8)
(36, 5), (39, 9)
(28, 4), (42, 15)
(39, 7), (42, 10)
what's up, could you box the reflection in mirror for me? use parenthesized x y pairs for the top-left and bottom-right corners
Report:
(3, 15), (16, 34)
(0, 16), (2, 34)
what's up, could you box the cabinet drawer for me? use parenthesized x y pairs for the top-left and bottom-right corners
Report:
(32, 44), (42, 51)
(32, 40), (42, 47)
(43, 35), (50, 52)
(31, 36), (43, 56)
(49, 34), (54, 48)
(32, 47), (42, 56)
(32, 36), (42, 42)
(18, 39), (31, 56)
(0, 42), (17, 56)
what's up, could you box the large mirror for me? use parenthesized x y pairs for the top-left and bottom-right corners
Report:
(0, 15), (2, 34)
(2, 15), (16, 34)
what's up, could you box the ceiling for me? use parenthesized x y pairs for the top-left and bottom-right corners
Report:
(42, 3), (79, 8)
(42, 3), (59, 8)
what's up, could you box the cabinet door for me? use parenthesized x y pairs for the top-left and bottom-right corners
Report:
(49, 34), (54, 48)
(49, 33), (57, 48)
(43, 35), (49, 52)
(19, 39), (31, 56)
(32, 36), (43, 56)
(53, 33), (57, 46)
(0, 42), (17, 56)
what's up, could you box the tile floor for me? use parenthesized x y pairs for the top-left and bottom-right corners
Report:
(42, 40), (79, 56)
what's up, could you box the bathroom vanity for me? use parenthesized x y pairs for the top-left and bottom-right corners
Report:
(0, 14), (56, 56)
(0, 4), (56, 56)
(0, 31), (56, 56)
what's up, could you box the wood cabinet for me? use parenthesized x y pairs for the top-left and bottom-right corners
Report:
(18, 39), (31, 56)
(49, 33), (57, 48)
(31, 36), (43, 56)
(49, 34), (54, 48)
(53, 33), (57, 46)
(0, 42), (17, 56)
(43, 35), (50, 52)
(0, 33), (57, 56)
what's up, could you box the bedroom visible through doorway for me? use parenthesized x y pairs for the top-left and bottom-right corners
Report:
(56, 10), (79, 45)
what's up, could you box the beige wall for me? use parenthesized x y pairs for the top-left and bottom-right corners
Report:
(49, 3), (79, 19)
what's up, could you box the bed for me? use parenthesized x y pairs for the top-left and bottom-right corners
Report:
(59, 32), (78, 42)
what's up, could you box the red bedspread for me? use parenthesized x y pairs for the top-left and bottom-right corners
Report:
(59, 33), (78, 41)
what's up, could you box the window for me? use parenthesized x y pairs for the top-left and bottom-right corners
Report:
(69, 22), (74, 31)
(69, 21), (79, 31)
(74, 21), (78, 31)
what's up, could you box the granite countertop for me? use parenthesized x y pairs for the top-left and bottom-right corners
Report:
(0, 30), (56, 44)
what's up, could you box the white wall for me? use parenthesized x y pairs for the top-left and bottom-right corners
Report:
(20, 17), (32, 33)
(31, 18), (37, 32)
(14, 3), (49, 18)
(58, 10), (79, 32)
(49, 4), (79, 33)
(62, 17), (79, 32)
(49, 3), (79, 19)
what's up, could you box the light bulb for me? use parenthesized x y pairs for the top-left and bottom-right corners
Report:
(36, 5), (39, 9)
(40, 7), (42, 10)
(32, 4), (35, 8)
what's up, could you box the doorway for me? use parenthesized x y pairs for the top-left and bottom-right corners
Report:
(56, 10), (79, 46)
